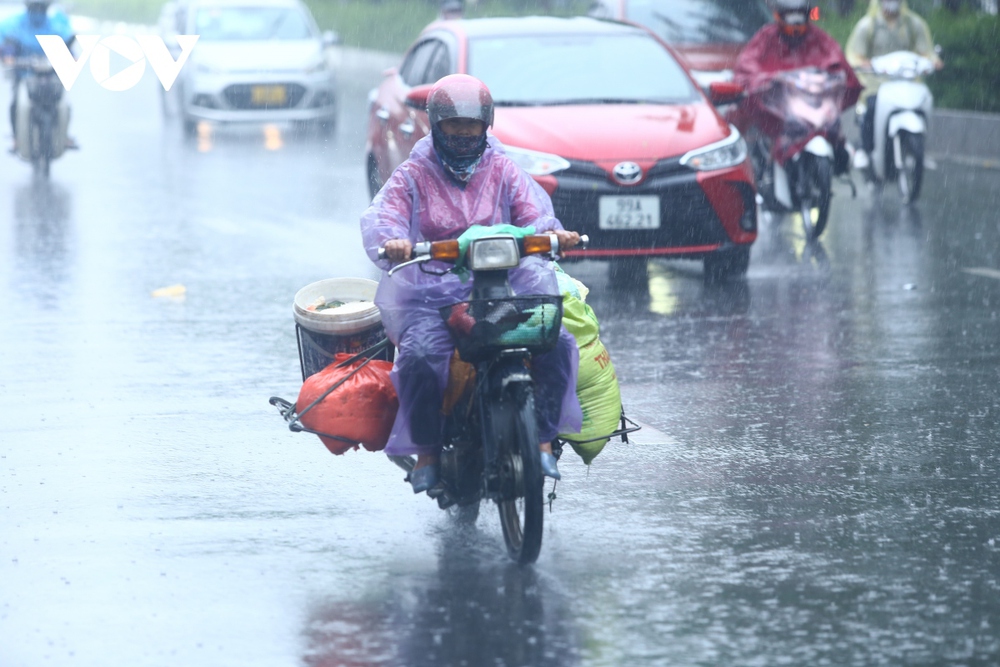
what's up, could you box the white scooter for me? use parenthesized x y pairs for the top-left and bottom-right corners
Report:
(857, 51), (934, 203)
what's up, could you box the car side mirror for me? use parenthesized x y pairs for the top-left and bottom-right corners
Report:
(322, 30), (339, 47)
(708, 81), (745, 106)
(405, 84), (434, 110)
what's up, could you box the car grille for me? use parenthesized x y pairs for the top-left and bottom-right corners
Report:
(223, 83), (306, 110)
(551, 158), (730, 249)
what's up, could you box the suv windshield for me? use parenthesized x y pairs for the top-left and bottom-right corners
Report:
(195, 6), (314, 41)
(468, 33), (696, 106)
(626, 0), (771, 45)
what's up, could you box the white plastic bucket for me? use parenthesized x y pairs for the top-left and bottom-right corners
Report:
(292, 278), (387, 379)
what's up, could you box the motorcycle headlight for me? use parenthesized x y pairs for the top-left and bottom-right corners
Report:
(504, 146), (570, 177)
(680, 125), (748, 171)
(468, 237), (520, 271)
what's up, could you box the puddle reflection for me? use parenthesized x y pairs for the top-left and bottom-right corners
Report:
(304, 523), (580, 667)
(573, 259), (752, 321)
(180, 120), (335, 155)
(12, 180), (74, 300)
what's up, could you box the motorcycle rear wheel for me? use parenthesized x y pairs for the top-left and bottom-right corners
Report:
(494, 386), (544, 564)
(798, 154), (832, 241)
(896, 131), (924, 204)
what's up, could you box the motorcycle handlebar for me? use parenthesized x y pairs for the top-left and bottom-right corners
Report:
(376, 233), (588, 263)
(6, 57), (55, 73)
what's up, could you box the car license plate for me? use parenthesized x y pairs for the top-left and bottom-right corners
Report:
(598, 195), (660, 230)
(251, 85), (287, 106)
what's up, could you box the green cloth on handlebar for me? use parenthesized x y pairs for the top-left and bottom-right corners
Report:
(454, 224), (536, 282)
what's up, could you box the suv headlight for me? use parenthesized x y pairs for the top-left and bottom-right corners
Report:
(504, 146), (571, 176)
(680, 125), (748, 171)
(468, 237), (520, 271)
(305, 58), (328, 74)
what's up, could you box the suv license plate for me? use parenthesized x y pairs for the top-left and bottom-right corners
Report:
(251, 85), (287, 106)
(598, 195), (660, 230)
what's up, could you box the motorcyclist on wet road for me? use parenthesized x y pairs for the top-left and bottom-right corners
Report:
(0, 0), (75, 152)
(846, 0), (942, 170)
(360, 74), (583, 493)
(731, 0), (862, 174)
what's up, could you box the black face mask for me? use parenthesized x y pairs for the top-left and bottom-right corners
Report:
(432, 126), (488, 184)
(434, 129), (487, 166)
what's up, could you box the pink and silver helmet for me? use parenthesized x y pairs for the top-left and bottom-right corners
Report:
(427, 74), (494, 131)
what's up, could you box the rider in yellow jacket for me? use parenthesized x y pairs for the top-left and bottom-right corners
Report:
(845, 0), (942, 168)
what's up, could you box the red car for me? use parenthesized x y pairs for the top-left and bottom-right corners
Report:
(588, 0), (773, 90)
(365, 16), (756, 281)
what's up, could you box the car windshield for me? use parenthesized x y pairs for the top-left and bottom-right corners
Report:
(468, 33), (696, 106)
(195, 6), (314, 41)
(625, 0), (771, 45)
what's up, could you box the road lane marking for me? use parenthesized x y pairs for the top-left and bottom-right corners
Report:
(962, 267), (1000, 281)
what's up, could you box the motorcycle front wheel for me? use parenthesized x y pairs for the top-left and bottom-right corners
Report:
(798, 153), (832, 241)
(493, 385), (544, 564)
(896, 131), (924, 204)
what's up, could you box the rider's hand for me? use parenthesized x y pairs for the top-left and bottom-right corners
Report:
(384, 239), (412, 262)
(554, 230), (581, 250)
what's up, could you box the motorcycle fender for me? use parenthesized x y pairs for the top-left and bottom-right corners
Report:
(494, 359), (532, 394)
(804, 136), (834, 158)
(887, 111), (925, 138)
(773, 161), (793, 209)
(14, 82), (32, 161)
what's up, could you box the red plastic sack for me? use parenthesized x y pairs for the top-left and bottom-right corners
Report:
(296, 354), (398, 455)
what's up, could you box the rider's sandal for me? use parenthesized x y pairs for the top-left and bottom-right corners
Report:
(539, 452), (561, 480)
(409, 465), (439, 493)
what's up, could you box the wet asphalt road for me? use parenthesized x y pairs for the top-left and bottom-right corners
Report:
(2, 46), (1000, 667)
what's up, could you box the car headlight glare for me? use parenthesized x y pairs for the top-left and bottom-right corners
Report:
(504, 146), (571, 177)
(680, 125), (748, 171)
(468, 237), (520, 271)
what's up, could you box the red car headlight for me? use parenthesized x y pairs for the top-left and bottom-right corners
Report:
(505, 146), (571, 177)
(680, 125), (748, 171)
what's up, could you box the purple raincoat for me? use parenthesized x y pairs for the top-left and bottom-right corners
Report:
(361, 135), (583, 456)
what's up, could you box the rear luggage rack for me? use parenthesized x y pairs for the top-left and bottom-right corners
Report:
(551, 409), (641, 460)
(269, 338), (392, 444)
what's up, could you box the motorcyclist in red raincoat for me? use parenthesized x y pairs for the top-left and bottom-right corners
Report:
(731, 0), (862, 174)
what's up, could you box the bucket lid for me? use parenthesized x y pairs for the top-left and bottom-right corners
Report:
(293, 278), (382, 335)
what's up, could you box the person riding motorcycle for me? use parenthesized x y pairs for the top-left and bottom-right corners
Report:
(361, 74), (583, 493)
(0, 0), (75, 152)
(731, 0), (862, 174)
(845, 0), (942, 170)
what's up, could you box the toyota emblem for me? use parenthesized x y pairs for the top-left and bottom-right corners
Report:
(613, 161), (642, 185)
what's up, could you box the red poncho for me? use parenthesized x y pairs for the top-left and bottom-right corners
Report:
(731, 24), (863, 159)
